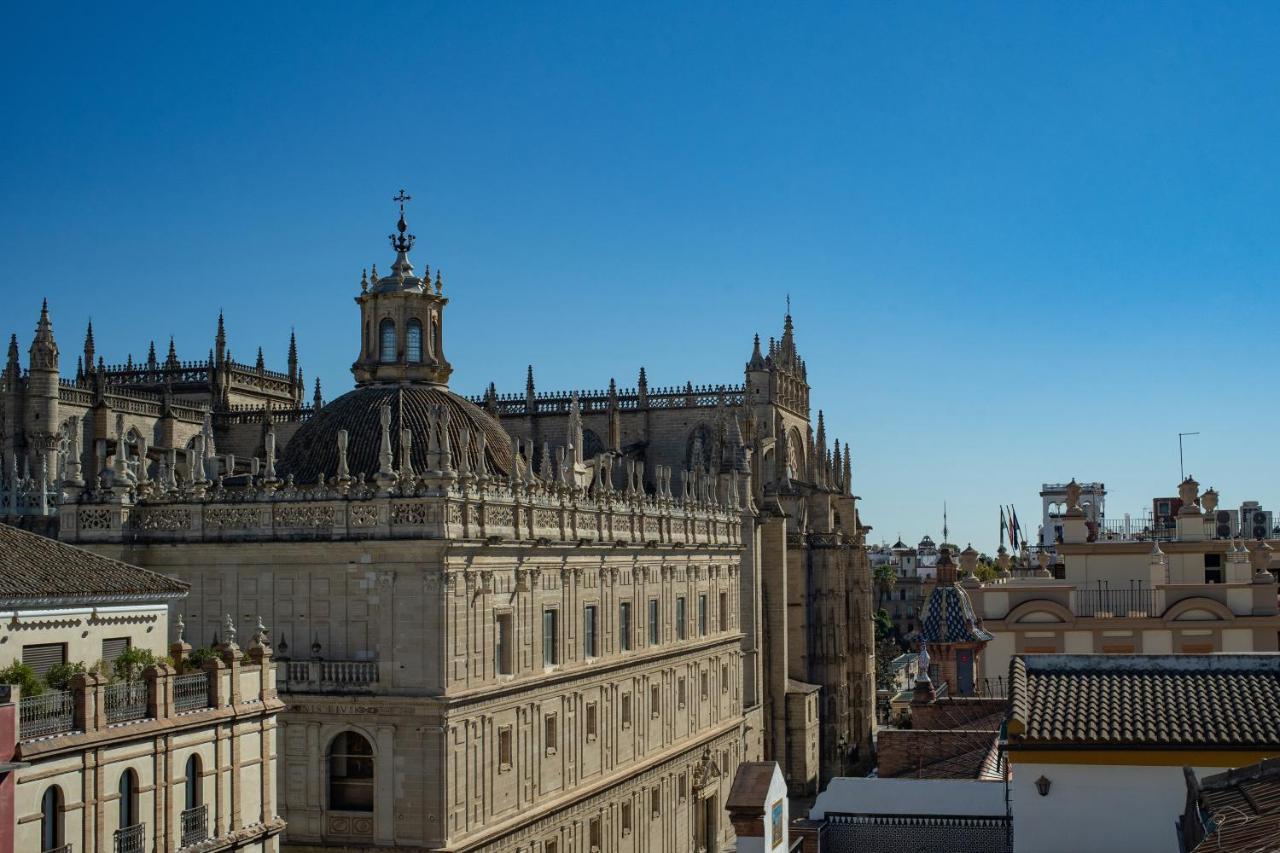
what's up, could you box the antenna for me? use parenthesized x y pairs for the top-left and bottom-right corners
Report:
(1178, 431), (1200, 481)
(943, 501), (949, 544)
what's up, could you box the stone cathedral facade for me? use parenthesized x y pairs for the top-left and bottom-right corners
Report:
(0, 198), (873, 851)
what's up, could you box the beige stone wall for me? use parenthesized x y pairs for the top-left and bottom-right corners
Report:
(0, 602), (169, 672)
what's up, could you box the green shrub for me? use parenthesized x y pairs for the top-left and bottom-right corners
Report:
(112, 647), (157, 682)
(43, 661), (86, 692)
(0, 660), (44, 698)
(184, 647), (220, 671)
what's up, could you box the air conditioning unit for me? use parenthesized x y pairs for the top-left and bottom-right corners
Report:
(1214, 509), (1239, 540)
(1242, 505), (1273, 540)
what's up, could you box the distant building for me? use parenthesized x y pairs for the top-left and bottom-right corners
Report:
(1040, 481), (1105, 546)
(971, 478), (1280, 680)
(0, 522), (282, 853)
(1178, 758), (1280, 853)
(1007, 653), (1280, 853)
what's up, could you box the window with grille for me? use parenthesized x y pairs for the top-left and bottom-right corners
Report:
(719, 592), (728, 630)
(698, 595), (707, 635)
(543, 609), (559, 666)
(544, 714), (557, 754)
(498, 727), (513, 770)
(405, 320), (423, 363)
(647, 599), (659, 646)
(676, 597), (686, 640)
(378, 319), (396, 363)
(621, 692), (632, 728)
(619, 602), (632, 651)
(495, 613), (514, 675)
(102, 637), (130, 669)
(585, 702), (598, 741)
(583, 605), (597, 658)
(650, 684), (661, 718)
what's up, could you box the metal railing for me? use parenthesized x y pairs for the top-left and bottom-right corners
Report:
(114, 823), (145, 853)
(978, 676), (1009, 698)
(173, 672), (212, 712)
(280, 660), (378, 692)
(19, 690), (74, 740)
(181, 804), (208, 847)
(42, 845), (72, 853)
(104, 681), (148, 724)
(1074, 580), (1158, 617)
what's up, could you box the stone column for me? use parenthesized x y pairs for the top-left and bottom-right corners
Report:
(375, 724), (396, 844)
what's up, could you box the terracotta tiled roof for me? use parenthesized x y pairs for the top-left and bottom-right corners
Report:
(1008, 655), (1280, 749)
(1183, 759), (1280, 852)
(0, 523), (188, 602)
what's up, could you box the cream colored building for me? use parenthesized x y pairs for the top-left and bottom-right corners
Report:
(970, 478), (1280, 680)
(0, 521), (283, 853)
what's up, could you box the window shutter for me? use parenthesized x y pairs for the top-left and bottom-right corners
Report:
(102, 637), (131, 666)
(22, 643), (66, 678)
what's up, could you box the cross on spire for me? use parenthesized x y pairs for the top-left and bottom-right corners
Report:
(394, 188), (412, 213)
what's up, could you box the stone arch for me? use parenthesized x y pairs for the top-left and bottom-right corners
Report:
(1006, 599), (1075, 626)
(1164, 596), (1234, 623)
(581, 429), (605, 461)
(327, 729), (376, 812)
(787, 426), (805, 480)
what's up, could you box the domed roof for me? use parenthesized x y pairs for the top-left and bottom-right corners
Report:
(279, 384), (513, 482)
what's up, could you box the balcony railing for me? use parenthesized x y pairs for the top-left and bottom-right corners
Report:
(42, 845), (72, 853)
(978, 676), (1009, 699)
(104, 681), (149, 724)
(173, 672), (212, 712)
(280, 660), (378, 692)
(181, 803), (208, 847)
(1074, 581), (1158, 618)
(114, 823), (145, 853)
(20, 690), (74, 740)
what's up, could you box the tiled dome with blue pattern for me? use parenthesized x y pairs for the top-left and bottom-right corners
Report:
(919, 583), (993, 645)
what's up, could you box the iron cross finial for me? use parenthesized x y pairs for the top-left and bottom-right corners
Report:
(393, 189), (412, 212)
(786, 293), (791, 316)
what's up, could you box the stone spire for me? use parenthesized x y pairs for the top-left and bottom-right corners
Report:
(526, 365), (535, 396)
(147, 340), (158, 369)
(747, 333), (766, 371)
(312, 377), (323, 409)
(29, 299), (59, 371)
(255, 347), (265, 371)
(5, 334), (19, 380)
(215, 311), (226, 365)
(83, 320), (95, 374)
(165, 337), (179, 370)
(287, 330), (298, 380)
(637, 366), (649, 407)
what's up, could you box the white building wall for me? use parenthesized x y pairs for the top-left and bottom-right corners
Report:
(1013, 761), (1223, 853)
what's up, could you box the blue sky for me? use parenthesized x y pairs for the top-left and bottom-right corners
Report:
(3, 3), (1279, 550)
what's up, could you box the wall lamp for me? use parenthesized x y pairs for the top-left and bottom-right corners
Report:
(1035, 775), (1051, 796)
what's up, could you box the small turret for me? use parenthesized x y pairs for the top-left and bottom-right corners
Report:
(29, 300), (59, 372)
(746, 333), (766, 371)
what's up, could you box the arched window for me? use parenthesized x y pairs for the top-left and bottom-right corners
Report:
(185, 755), (202, 810)
(328, 731), (374, 812)
(379, 319), (397, 364)
(405, 319), (423, 363)
(40, 786), (62, 852)
(118, 768), (138, 828)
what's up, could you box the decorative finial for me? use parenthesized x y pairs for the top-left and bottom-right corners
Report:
(224, 614), (237, 646)
(175, 613), (185, 645)
(389, 189), (416, 254)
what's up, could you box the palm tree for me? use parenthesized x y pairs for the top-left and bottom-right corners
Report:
(874, 562), (897, 608)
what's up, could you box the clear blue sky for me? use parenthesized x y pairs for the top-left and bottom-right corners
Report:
(4, 3), (1279, 550)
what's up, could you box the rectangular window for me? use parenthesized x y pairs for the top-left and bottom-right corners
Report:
(701, 670), (709, 699)
(698, 595), (708, 636)
(21, 643), (66, 679)
(1205, 553), (1224, 584)
(586, 702), (599, 741)
(589, 817), (601, 851)
(678, 677), (687, 707)
(719, 592), (728, 630)
(546, 841), (558, 853)
(544, 713), (557, 754)
(619, 602), (632, 651)
(676, 597), (687, 640)
(583, 605), (598, 658)
(721, 663), (729, 693)
(621, 692), (632, 728)
(651, 684), (661, 718)
(543, 609), (559, 666)
(495, 613), (514, 675)
(498, 726), (513, 770)
(651, 787), (661, 817)
(621, 801), (633, 835)
(648, 599), (659, 646)
(101, 636), (130, 668)
(678, 773), (688, 801)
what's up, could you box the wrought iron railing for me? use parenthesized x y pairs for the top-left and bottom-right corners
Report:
(114, 823), (145, 853)
(41, 845), (72, 853)
(978, 676), (1009, 698)
(1074, 580), (1158, 617)
(19, 690), (74, 740)
(173, 672), (212, 712)
(181, 803), (208, 847)
(104, 681), (148, 724)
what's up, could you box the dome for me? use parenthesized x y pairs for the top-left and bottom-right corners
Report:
(279, 384), (514, 483)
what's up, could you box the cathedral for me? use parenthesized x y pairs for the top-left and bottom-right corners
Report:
(0, 196), (873, 851)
